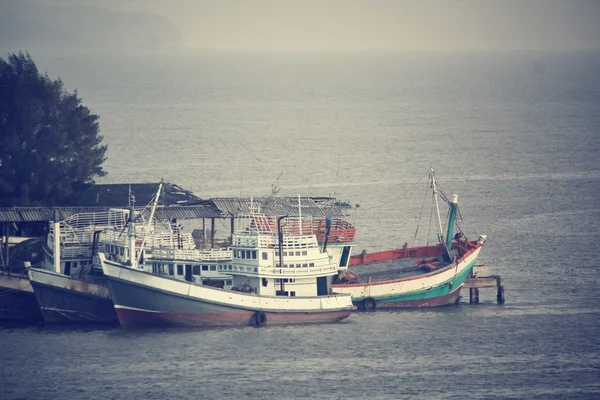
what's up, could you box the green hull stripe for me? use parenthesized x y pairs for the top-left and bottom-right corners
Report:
(354, 258), (476, 303)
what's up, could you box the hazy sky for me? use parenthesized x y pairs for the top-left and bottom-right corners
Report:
(46, 0), (600, 51)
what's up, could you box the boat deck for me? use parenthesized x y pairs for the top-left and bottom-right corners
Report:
(340, 256), (450, 284)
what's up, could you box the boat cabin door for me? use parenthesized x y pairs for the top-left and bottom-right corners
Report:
(340, 246), (351, 268)
(317, 276), (328, 296)
(185, 265), (193, 282)
(64, 261), (71, 276)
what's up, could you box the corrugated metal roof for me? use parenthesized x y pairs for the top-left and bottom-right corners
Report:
(0, 209), (23, 222)
(0, 205), (221, 222)
(210, 197), (349, 218)
(0, 197), (350, 222)
(153, 206), (223, 220)
(74, 182), (205, 207)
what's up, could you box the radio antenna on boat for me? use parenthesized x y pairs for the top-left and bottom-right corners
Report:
(270, 171), (283, 197)
(127, 193), (137, 268)
(297, 194), (302, 234)
(137, 180), (163, 265)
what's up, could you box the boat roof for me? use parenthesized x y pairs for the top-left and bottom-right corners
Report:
(0, 186), (351, 222)
(211, 197), (349, 218)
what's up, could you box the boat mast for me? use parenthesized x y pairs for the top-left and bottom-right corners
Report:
(444, 194), (459, 260)
(127, 194), (137, 268)
(298, 194), (302, 234)
(277, 215), (287, 293)
(430, 169), (445, 247)
(137, 180), (164, 265)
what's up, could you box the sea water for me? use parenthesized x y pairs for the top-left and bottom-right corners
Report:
(1, 49), (599, 399)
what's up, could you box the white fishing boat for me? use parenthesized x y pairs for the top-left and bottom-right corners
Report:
(99, 203), (355, 328)
(28, 183), (232, 324)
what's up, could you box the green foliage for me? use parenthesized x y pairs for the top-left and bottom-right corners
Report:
(0, 51), (107, 206)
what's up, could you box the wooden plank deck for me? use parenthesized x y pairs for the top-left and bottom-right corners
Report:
(464, 268), (505, 304)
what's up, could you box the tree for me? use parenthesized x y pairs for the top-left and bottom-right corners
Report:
(0, 51), (107, 206)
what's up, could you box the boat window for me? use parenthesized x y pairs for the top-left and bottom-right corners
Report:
(202, 265), (208, 271)
(228, 265), (232, 270)
(168, 264), (174, 275)
(193, 265), (200, 275)
(241, 251), (246, 259)
(302, 251), (307, 256)
(226, 280), (232, 286)
(309, 263), (314, 267)
(302, 264), (308, 268)
(245, 250), (251, 259)
(290, 291), (296, 296)
(252, 250), (257, 259)
(177, 265), (183, 275)
(282, 251), (287, 256)
(262, 252), (268, 260)
(210, 265), (216, 271)
(297, 264), (302, 268)
(295, 251), (301, 256)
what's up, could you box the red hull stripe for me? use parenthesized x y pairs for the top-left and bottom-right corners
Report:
(116, 308), (352, 328)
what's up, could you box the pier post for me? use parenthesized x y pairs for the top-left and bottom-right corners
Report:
(464, 269), (505, 305)
(469, 288), (480, 304)
(496, 276), (505, 304)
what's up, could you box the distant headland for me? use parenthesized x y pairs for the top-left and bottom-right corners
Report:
(0, 0), (182, 50)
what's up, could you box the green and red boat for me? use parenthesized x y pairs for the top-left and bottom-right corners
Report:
(332, 169), (487, 310)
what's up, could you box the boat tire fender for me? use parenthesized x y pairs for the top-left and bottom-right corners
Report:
(254, 311), (267, 327)
(363, 297), (376, 312)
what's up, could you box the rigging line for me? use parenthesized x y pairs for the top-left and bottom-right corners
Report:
(425, 193), (435, 249)
(412, 177), (431, 247)
(358, 170), (430, 211)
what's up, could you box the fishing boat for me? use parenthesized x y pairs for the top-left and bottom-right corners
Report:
(99, 204), (355, 328)
(332, 169), (487, 310)
(0, 268), (42, 322)
(27, 208), (130, 324)
(28, 184), (233, 324)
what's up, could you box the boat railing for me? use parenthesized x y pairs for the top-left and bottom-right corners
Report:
(149, 247), (233, 262)
(56, 210), (129, 230)
(98, 228), (196, 249)
(259, 263), (339, 277)
(148, 232), (196, 249)
(219, 261), (338, 277)
(232, 233), (319, 249)
(237, 215), (355, 243)
(60, 246), (94, 259)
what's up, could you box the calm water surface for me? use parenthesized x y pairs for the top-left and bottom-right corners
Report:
(1, 49), (599, 399)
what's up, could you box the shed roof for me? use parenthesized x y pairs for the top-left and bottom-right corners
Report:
(75, 182), (205, 207)
(0, 205), (223, 222)
(210, 197), (350, 218)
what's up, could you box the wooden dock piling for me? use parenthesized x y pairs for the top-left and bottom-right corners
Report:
(464, 266), (505, 304)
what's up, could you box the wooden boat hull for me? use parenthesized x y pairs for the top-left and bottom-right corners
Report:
(28, 268), (118, 324)
(333, 246), (481, 310)
(0, 273), (42, 322)
(100, 255), (353, 328)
